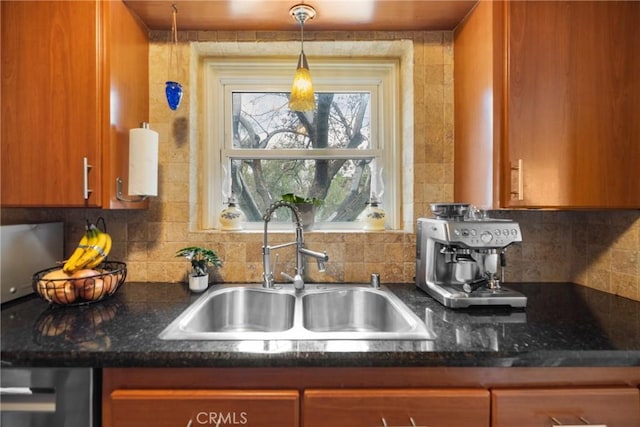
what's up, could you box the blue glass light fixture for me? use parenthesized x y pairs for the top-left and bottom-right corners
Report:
(166, 4), (183, 111)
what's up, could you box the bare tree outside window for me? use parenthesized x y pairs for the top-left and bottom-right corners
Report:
(229, 92), (375, 224)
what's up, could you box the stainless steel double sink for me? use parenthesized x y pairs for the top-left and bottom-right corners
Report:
(159, 284), (435, 341)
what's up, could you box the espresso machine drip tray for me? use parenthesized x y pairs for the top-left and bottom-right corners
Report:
(421, 281), (527, 308)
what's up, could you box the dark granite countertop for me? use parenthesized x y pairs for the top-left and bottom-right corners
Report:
(2, 282), (640, 368)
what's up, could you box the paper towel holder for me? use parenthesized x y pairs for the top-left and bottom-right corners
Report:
(116, 177), (148, 203)
(116, 122), (158, 203)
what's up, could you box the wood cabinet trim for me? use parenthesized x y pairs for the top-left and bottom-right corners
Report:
(103, 367), (640, 391)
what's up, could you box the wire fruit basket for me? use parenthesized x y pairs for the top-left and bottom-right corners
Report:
(32, 261), (127, 306)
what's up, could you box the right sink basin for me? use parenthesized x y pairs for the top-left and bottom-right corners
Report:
(159, 284), (435, 341)
(302, 288), (420, 334)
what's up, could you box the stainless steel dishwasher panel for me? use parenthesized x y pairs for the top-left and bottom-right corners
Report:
(1, 222), (64, 303)
(0, 367), (96, 427)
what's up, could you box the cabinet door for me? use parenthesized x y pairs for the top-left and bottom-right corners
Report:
(0, 0), (149, 208)
(101, 0), (150, 209)
(106, 389), (299, 427)
(506, 1), (640, 208)
(455, 1), (640, 209)
(492, 387), (640, 427)
(1, 0), (102, 207)
(303, 389), (489, 427)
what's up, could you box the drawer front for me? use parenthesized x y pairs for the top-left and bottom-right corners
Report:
(492, 387), (640, 427)
(303, 389), (490, 427)
(107, 389), (299, 427)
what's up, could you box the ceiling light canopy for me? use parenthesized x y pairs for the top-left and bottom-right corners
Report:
(289, 4), (316, 112)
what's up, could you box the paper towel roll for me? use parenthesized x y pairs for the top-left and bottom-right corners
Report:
(128, 125), (159, 196)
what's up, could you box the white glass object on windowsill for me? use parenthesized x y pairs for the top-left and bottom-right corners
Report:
(219, 194), (244, 231)
(362, 197), (386, 231)
(363, 161), (386, 231)
(217, 166), (245, 231)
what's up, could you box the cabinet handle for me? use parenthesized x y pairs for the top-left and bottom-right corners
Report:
(550, 416), (607, 426)
(377, 417), (427, 427)
(83, 157), (93, 200)
(0, 388), (56, 413)
(510, 159), (524, 201)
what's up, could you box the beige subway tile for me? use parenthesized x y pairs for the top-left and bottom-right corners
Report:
(610, 272), (639, 301)
(127, 242), (148, 261)
(344, 262), (366, 282)
(424, 44), (443, 65)
(403, 264), (416, 283)
(221, 261), (248, 282)
(222, 242), (247, 263)
(147, 261), (169, 282)
(162, 202), (190, 222)
(384, 242), (404, 263)
(148, 241), (186, 263)
(244, 263), (263, 283)
(344, 241), (365, 262)
(127, 222), (148, 242)
(381, 262), (404, 282)
(611, 249), (638, 276)
(586, 269), (611, 293)
(166, 263), (188, 282)
(124, 261), (148, 282)
(216, 31), (237, 42)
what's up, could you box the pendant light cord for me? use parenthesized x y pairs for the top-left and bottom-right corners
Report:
(300, 18), (305, 55)
(168, 4), (179, 80)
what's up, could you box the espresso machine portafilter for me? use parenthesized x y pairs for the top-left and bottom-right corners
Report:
(416, 203), (527, 308)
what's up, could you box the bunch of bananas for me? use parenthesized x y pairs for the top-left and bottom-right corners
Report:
(62, 223), (113, 274)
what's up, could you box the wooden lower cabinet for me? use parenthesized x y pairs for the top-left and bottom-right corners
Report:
(107, 389), (299, 427)
(102, 368), (640, 427)
(303, 389), (489, 427)
(491, 387), (640, 427)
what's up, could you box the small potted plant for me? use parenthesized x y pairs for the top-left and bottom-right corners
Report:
(281, 193), (324, 231)
(175, 246), (222, 292)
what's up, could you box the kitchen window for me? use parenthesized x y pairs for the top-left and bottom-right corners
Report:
(197, 42), (413, 231)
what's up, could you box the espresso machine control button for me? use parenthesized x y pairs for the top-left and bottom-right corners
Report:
(480, 231), (493, 244)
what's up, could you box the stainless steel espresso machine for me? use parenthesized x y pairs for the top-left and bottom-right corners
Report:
(416, 203), (527, 308)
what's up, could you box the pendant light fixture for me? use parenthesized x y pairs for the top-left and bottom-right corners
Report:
(165, 4), (183, 111)
(289, 4), (316, 112)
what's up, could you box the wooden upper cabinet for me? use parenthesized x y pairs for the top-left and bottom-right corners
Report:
(1, 0), (149, 208)
(454, 1), (640, 209)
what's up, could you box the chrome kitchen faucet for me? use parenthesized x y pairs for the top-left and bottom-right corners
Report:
(262, 200), (329, 290)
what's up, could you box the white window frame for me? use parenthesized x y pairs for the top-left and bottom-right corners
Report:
(193, 41), (414, 231)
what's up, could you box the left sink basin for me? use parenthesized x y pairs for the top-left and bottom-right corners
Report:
(159, 287), (296, 340)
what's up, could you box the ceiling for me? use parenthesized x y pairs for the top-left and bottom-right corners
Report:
(123, 0), (478, 32)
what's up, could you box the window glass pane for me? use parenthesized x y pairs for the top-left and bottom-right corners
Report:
(231, 92), (372, 150)
(230, 158), (374, 224)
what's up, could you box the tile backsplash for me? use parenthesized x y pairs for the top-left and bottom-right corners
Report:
(2, 30), (638, 301)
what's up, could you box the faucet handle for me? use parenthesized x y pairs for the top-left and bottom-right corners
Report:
(281, 272), (305, 290)
(273, 253), (279, 280)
